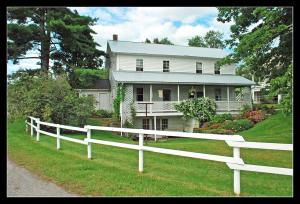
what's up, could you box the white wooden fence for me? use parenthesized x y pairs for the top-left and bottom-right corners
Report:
(26, 116), (293, 196)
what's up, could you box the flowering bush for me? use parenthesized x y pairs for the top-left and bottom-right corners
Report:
(174, 97), (217, 123)
(243, 110), (266, 123)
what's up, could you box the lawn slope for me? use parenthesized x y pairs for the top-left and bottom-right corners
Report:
(7, 112), (292, 196)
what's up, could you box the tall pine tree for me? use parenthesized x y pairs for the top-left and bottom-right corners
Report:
(7, 8), (105, 75)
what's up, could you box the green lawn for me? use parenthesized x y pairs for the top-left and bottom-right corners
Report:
(7, 112), (293, 196)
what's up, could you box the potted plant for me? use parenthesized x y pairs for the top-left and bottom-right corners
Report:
(174, 97), (217, 132)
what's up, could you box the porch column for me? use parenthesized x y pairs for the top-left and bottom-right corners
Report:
(227, 86), (230, 112)
(154, 116), (157, 141)
(177, 85), (180, 102)
(150, 84), (153, 113)
(203, 85), (206, 97)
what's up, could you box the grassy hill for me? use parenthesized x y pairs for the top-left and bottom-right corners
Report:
(7, 112), (292, 196)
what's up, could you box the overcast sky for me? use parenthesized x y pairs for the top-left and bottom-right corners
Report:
(7, 7), (234, 75)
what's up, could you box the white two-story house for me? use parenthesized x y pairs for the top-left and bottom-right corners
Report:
(106, 35), (255, 131)
(105, 34), (255, 131)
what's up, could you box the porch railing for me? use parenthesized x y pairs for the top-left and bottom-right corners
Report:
(134, 100), (251, 113)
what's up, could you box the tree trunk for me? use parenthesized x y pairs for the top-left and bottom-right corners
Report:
(40, 9), (50, 75)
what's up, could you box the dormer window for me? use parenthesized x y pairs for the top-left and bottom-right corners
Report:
(214, 63), (220, 74)
(163, 60), (169, 72)
(136, 59), (143, 71)
(196, 62), (202, 74)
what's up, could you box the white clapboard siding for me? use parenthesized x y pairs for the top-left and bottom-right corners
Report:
(118, 54), (235, 74)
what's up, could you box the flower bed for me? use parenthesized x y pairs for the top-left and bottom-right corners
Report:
(194, 108), (269, 134)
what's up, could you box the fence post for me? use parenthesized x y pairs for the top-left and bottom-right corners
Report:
(30, 118), (33, 137)
(25, 120), (28, 133)
(139, 133), (144, 172)
(57, 125), (61, 150)
(87, 128), (92, 159)
(36, 118), (40, 141)
(233, 147), (241, 196)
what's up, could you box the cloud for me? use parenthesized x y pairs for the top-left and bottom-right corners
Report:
(90, 7), (232, 52)
(8, 7), (233, 73)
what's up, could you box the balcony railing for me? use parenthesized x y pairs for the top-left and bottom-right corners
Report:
(134, 100), (251, 114)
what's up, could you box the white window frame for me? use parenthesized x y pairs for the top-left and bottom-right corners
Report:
(163, 60), (170, 72)
(142, 119), (150, 130)
(136, 59), (143, 71)
(196, 62), (202, 74)
(214, 63), (220, 74)
(161, 119), (168, 130)
(136, 87), (144, 101)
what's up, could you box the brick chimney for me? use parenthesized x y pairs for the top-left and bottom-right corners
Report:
(113, 34), (118, 41)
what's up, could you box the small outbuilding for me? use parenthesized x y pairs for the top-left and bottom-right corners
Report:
(76, 79), (112, 111)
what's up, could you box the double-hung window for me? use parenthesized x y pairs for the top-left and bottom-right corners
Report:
(143, 119), (150, 129)
(214, 63), (220, 74)
(162, 119), (168, 130)
(136, 59), (143, 71)
(136, 88), (144, 101)
(163, 60), (169, 72)
(196, 62), (202, 74)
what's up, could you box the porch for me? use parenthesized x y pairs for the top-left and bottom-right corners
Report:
(131, 84), (252, 116)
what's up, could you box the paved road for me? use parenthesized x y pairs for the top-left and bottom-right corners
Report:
(7, 158), (79, 197)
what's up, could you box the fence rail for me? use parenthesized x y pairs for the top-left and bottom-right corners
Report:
(25, 116), (293, 196)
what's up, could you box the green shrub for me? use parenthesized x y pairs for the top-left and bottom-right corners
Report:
(253, 104), (277, 115)
(221, 119), (254, 132)
(7, 74), (94, 126)
(93, 109), (113, 118)
(211, 113), (234, 123)
(70, 68), (108, 88)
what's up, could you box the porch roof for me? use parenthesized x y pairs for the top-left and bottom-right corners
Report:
(112, 71), (256, 86)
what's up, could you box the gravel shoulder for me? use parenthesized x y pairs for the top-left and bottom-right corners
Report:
(7, 157), (79, 197)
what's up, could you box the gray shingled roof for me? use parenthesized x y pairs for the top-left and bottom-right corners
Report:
(112, 71), (255, 86)
(108, 40), (228, 59)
